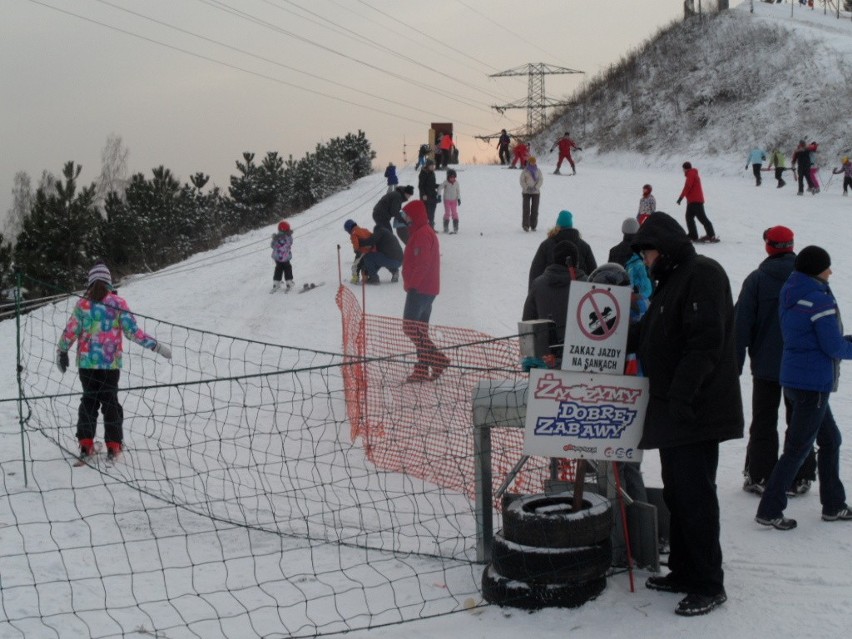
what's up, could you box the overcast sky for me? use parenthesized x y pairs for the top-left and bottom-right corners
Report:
(0, 0), (686, 223)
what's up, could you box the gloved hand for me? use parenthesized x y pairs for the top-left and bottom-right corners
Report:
(56, 350), (69, 374)
(676, 197), (683, 205)
(669, 398), (695, 424)
(153, 342), (172, 361)
(436, 195), (442, 203)
(745, 166), (749, 170)
(577, 147), (583, 151)
(457, 199), (461, 206)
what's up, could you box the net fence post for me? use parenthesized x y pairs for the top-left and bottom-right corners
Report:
(14, 269), (28, 486)
(473, 388), (493, 563)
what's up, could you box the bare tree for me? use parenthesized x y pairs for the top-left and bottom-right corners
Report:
(95, 133), (130, 207)
(5, 171), (34, 239)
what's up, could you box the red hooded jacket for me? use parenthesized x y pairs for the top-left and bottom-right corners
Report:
(679, 167), (705, 204)
(402, 200), (440, 296)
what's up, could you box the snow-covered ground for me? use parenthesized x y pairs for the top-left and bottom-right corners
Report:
(4, 3), (852, 637)
(4, 152), (852, 637)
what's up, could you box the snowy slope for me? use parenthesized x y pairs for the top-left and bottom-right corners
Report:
(3, 3), (852, 637)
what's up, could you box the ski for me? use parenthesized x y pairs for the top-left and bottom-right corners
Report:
(72, 441), (104, 467)
(297, 282), (325, 293)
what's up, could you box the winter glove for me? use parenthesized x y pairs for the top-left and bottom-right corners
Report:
(436, 195), (442, 203)
(577, 147), (583, 151)
(56, 350), (69, 374)
(457, 199), (461, 206)
(669, 398), (695, 424)
(153, 342), (172, 361)
(676, 197), (683, 205)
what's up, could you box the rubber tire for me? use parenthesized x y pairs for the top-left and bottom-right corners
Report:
(481, 564), (606, 609)
(502, 491), (613, 548)
(490, 532), (611, 585)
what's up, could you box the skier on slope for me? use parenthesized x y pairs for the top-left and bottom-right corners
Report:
(677, 162), (718, 243)
(270, 221), (295, 292)
(550, 132), (582, 175)
(57, 262), (172, 462)
(497, 129), (511, 165)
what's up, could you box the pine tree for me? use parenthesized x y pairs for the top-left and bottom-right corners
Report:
(14, 162), (103, 295)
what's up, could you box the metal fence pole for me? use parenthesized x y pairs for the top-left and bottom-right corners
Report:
(14, 270), (28, 486)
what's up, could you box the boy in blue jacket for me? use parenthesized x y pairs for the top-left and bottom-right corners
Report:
(756, 246), (852, 530)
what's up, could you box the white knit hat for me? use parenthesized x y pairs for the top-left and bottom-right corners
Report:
(87, 262), (112, 288)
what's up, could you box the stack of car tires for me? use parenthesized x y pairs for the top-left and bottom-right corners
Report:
(482, 491), (613, 609)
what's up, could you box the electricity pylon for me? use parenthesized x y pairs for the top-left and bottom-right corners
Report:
(490, 63), (584, 136)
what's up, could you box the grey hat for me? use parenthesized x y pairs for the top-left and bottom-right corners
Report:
(622, 217), (640, 235)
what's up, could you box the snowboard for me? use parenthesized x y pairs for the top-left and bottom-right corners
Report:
(297, 282), (325, 293)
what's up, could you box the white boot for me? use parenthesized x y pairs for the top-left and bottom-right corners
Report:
(271, 281), (281, 293)
(285, 280), (295, 292)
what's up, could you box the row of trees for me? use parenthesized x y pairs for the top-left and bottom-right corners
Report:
(1, 131), (375, 297)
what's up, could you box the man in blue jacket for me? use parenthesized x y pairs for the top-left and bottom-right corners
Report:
(756, 246), (852, 530)
(735, 226), (815, 496)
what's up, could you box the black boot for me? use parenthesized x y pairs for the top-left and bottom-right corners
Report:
(443, 220), (450, 233)
(452, 220), (458, 234)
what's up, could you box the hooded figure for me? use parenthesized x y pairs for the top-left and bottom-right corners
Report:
(522, 240), (587, 364)
(401, 200), (448, 382)
(527, 210), (597, 289)
(628, 211), (742, 616)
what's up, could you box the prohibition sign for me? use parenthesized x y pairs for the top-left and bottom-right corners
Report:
(576, 288), (621, 341)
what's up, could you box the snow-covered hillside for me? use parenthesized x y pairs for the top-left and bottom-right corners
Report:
(3, 3), (852, 637)
(538, 2), (852, 172)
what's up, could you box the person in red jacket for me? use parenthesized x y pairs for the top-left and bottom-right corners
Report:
(438, 132), (456, 169)
(550, 132), (582, 175)
(401, 200), (449, 382)
(510, 140), (529, 169)
(677, 162), (718, 243)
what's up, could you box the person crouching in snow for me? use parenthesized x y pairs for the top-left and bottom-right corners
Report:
(344, 219), (375, 283)
(56, 261), (172, 461)
(270, 221), (295, 292)
(438, 169), (461, 234)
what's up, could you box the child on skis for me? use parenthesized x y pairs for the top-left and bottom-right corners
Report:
(270, 221), (295, 292)
(637, 184), (656, 225)
(438, 169), (461, 234)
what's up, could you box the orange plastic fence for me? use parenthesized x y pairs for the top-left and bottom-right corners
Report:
(336, 285), (574, 502)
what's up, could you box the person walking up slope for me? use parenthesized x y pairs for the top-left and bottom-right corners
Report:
(401, 200), (449, 382)
(677, 162), (718, 243)
(270, 221), (295, 292)
(497, 129), (511, 165)
(755, 246), (852, 530)
(57, 262), (172, 461)
(767, 148), (788, 189)
(746, 147), (766, 186)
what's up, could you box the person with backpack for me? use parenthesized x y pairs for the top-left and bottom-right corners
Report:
(56, 262), (172, 462)
(270, 221), (295, 292)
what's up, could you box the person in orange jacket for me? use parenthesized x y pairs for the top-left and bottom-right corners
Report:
(438, 132), (456, 169)
(677, 162), (718, 243)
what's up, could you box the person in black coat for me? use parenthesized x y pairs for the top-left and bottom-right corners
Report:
(608, 217), (640, 266)
(735, 226), (815, 494)
(360, 226), (404, 283)
(527, 210), (597, 289)
(372, 185), (414, 244)
(629, 211), (743, 617)
(522, 241), (587, 365)
(418, 160), (439, 229)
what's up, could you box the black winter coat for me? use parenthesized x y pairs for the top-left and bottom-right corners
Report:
(522, 264), (587, 359)
(372, 189), (407, 230)
(629, 212), (743, 449)
(734, 252), (795, 381)
(418, 169), (438, 201)
(528, 228), (597, 289)
(608, 234), (635, 267)
(365, 226), (404, 263)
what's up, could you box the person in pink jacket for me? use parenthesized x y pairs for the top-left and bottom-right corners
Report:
(57, 262), (172, 460)
(676, 162), (717, 243)
(401, 200), (449, 382)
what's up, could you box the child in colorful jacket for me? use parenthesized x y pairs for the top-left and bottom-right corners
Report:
(344, 219), (375, 283)
(270, 221), (295, 292)
(57, 262), (171, 460)
(832, 157), (852, 195)
(637, 184), (656, 225)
